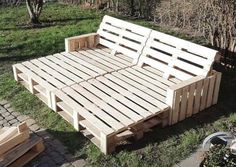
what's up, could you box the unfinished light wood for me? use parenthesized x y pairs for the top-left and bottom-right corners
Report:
(12, 15), (222, 155)
(51, 83), (169, 154)
(0, 135), (44, 167)
(0, 122), (30, 157)
(166, 71), (221, 125)
(65, 33), (99, 52)
(65, 15), (151, 64)
(138, 30), (220, 80)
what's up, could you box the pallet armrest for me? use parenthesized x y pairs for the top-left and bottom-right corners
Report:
(166, 72), (221, 125)
(65, 33), (99, 52)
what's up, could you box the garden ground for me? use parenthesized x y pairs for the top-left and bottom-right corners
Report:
(1, 3), (236, 167)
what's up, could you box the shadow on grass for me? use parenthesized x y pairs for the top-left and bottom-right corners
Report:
(0, 16), (98, 31)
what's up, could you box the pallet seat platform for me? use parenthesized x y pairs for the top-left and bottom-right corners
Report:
(13, 46), (133, 106)
(13, 15), (222, 154)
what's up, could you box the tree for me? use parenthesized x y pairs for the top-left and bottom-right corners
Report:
(26, 0), (43, 24)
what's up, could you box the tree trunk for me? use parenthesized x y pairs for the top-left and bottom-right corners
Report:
(26, 0), (43, 24)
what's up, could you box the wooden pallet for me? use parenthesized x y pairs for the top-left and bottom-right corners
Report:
(0, 122), (30, 157)
(0, 135), (44, 167)
(12, 45), (133, 108)
(12, 15), (222, 154)
(50, 72), (170, 154)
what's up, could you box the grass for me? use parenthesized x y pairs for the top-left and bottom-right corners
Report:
(1, 3), (236, 167)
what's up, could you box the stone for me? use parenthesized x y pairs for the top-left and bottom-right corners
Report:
(3, 122), (10, 127)
(0, 106), (7, 113)
(4, 103), (11, 109)
(60, 163), (72, 167)
(0, 100), (8, 105)
(1, 111), (10, 117)
(72, 159), (86, 167)
(17, 115), (29, 122)
(11, 111), (21, 117)
(7, 107), (14, 112)
(9, 119), (18, 125)
(26, 118), (36, 126)
(29, 124), (40, 131)
(5, 115), (15, 121)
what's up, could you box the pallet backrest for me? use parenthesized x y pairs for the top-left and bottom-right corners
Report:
(138, 30), (220, 81)
(97, 15), (151, 63)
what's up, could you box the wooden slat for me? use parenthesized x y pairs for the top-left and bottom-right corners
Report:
(72, 84), (134, 126)
(85, 48), (128, 68)
(22, 62), (65, 89)
(55, 53), (100, 78)
(38, 57), (83, 83)
(212, 72), (222, 105)
(98, 75), (157, 116)
(206, 75), (216, 107)
(78, 50), (121, 70)
(30, 59), (75, 86)
(200, 78), (210, 111)
(13, 64), (56, 91)
(62, 86), (125, 131)
(193, 80), (203, 114)
(179, 86), (188, 121)
(70, 51), (113, 72)
(186, 83), (195, 117)
(93, 48), (132, 66)
(52, 90), (114, 135)
(82, 80), (143, 122)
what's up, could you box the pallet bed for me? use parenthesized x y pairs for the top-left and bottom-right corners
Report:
(13, 15), (222, 154)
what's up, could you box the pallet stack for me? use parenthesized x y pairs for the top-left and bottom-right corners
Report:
(0, 122), (44, 167)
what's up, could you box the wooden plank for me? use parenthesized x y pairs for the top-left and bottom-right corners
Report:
(93, 48), (132, 66)
(13, 64), (56, 91)
(85, 48), (127, 68)
(72, 84), (134, 127)
(30, 59), (75, 86)
(0, 136), (44, 167)
(132, 66), (175, 86)
(206, 75), (216, 108)
(171, 90), (181, 124)
(80, 120), (101, 140)
(52, 90), (114, 135)
(69, 51), (113, 72)
(0, 130), (30, 156)
(0, 127), (18, 144)
(200, 77), (210, 111)
(186, 83), (195, 117)
(111, 71), (168, 108)
(118, 70), (167, 96)
(82, 80), (143, 122)
(8, 141), (44, 167)
(150, 30), (218, 61)
(38, 57), (83, 83)
(54, 53), (99, 78)
(78, 50), (121, 70)
(179, 86), (188, 121)
(193, 80), (203, 114)
(212, 72), (222, 105)
(62, 86), (125, 131)
(98, 75), (156, 116)
(22, 62), (65, 89)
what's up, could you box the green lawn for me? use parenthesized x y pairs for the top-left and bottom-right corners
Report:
(1, 3), (236, 167)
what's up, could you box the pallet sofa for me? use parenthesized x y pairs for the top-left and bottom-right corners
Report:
(12, 15), (222, 154)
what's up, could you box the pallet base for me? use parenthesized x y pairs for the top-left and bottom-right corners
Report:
(0, 135), (45, 167)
